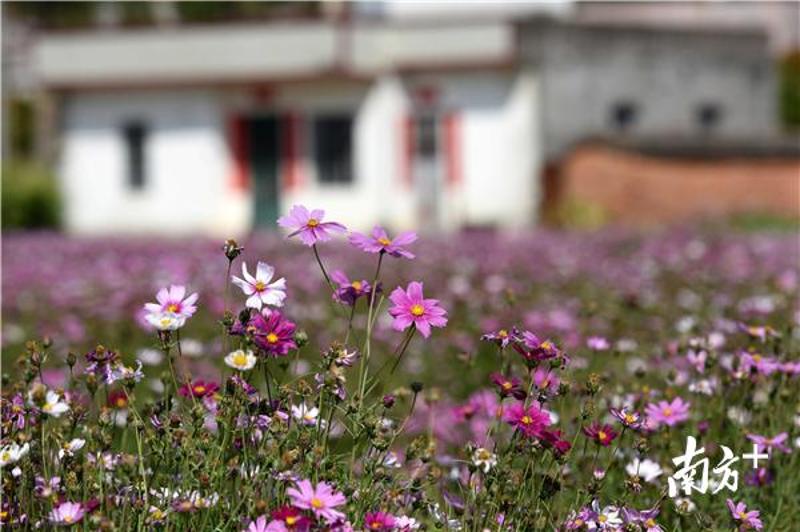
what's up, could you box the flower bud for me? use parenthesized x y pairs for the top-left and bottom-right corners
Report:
(222, 239), (243, 261)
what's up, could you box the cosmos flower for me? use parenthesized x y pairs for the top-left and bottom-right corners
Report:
(349, 226), (417, 259)
(512, 331), (561, 365)
(29, 389), (70, 417)
(364, 511), (396, 531)
(145, 311), (186, 331)
(583, 423), (618, 447)
(746, 433), (791, 455)
(622, 506), (663, 532)
(178, 380), (219, 399)
(388, 282), (448, 338)
(481, 328), (516, 349)
(277, 205), (346, 246)
(587, 336), (610, 351)
(502, 401), (551, 438)
(144, 285), (198, 320)
(0, 442), (29, 468)
(727, 499), (763, 530)
(57, 439), (86, 460)
(625, 458), (663, 483)
(532, 367), (560, 395)
(738, 351), (781, 376)
(395, 516), (421, 531)
(645, 398), (690, 427)
(291, 404), (323, 427)
(224, 349), (257, 372)
(490, 373), (527, 400)
(269, 506), (312, 531)
(248, 311), (297, 356)
(330, 270), (374, 306)
(231, 262), (287, 310)
(471, 447), (497, 473)
(49, 501), (84, 526)
(287, 479), (347, 524)
(609, 407), (644, 429)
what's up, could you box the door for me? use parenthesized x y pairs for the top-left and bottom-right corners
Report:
(249, 117), (280, 228)
(413, 113), (441, 228)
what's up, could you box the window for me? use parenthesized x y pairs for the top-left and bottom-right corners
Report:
(313, 115), (353, 184)
(415, 114), (438, 161)
(123, 122), (147, 189)
(610, 101), (638, 132)
(696, 103), (723, 132)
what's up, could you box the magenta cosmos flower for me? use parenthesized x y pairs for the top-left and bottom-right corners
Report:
(330, 270), (374, 306)
(287, 479), (346, 524)
(349, 226), (417, 259)
(583, 422), (618, 447)
(250, 311), (297, 356)
(645, 398), (690, 427)
(609, 407), (644, 430)
(277, 205), (346, 246)
(490, 373), (527, 400)
(231, 262), (287, 310)
(178, 380), (219, 399)
(726, 499), (763, 530)
(49, 501), (84, 526)
(503, 401), (551, 438)
(388, 282), (447, 338)
(364, 511), (396, 531)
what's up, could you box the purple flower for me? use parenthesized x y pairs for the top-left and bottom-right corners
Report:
(745, 467), (774, 487)
(582, 423), (618, 447)
(746, 433), (791, 455)
(586, 336), (610, 351)
(644, 398), (690, 427)
(144, 284), (198, 320)
(502, 401), (551, 438)
(609, 407), (643, 430)
(388, 282), (447, 338)
(738, 351), (780, 376)
(233, 311), (298, 357)
(287, 479), (346, 524)
(512, 331), (562, 365)
(727, 499), (763, 530)
(532, 367), (560, 395)
(481, 328), (516, 349)
(349, 226), (417, 259)
(277, 205), (346, 246)
(490, 373), (527, 400)
(330, 270), (374, 306)
(49, 501), (84, 526)
(364, 511), (396, 531)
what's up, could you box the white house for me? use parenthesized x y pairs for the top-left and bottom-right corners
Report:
(33, 17), (542, 235)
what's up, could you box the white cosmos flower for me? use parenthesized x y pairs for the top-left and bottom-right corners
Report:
(471, 447), (497, 473)
(29, 390), (70, 417)
(626, 457), (663, 483)
(231, 261), (287, 310)
(58, 438), (86, 460)
(0, 442), (30, 467)
(145, 311), (186, 331)
(224, 349), (257, 371)
(291, 403), (323, 427)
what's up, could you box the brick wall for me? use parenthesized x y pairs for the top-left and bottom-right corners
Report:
(557, 143), (800, 225)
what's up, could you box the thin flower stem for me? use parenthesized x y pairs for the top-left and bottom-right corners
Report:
(357, 252), (384, 407)
(312, 243), (335, 293)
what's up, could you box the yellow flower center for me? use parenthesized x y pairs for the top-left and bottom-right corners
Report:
(738, 511), (747, 519)
(502, 382), (513, 390)
(64, 516), (74, 523)
(1, 451), (10, 461)
(194, 386), (206, 394)
(307, 218), (319, 228)
(43, 403), (54, 412)
(167, 303), (179, 313)
(378, 237), (392, 246)
(370, 522), (382, 530)
(286, 516), (298, 525)
(598, 515), (607, 523)
(232, 352), (248, 367)
(310, 497), (323, 509)
(598, 431), (608, 441)
(645, 518), (656, 527)
(477, 449), (492, 460)
(254, 281), (266, 292)
(266, 333), (279, 344)
(662, 407), (673, 417)
(160, 317), (172, 327)
(752, 354), (762, 363)
(521, 415), (532, 425)
(410, 304), (425, 317)
(351, 281), (362, 291)
(625, 414), (636, 424)
(498, 329), (508, 337)
(115, 397), (127, 408)
(541, 341), (552, 350)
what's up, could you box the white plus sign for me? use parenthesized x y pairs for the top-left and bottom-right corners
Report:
(742, 444), (769, 469)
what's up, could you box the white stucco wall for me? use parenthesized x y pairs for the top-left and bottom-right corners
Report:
(59, 90), (249, 236)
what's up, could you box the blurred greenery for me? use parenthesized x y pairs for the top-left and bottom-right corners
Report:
(2, 160), (61, 229)
(728, 211), (800, 233)
(779, 51), (800, 129)
(553, 198), (608, 230)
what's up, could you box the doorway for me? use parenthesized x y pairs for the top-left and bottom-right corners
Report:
(248, 116), (280, 228)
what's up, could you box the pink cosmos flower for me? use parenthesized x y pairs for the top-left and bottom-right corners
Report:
(532, 367), (560, 395)
(609, 407), (644, 430)
(726, 499), (763, 530)
(364, 511), (396, 531)
(388, 282), (447, 338)
(287, 479), (346, 524)
(349, 226), (417, 259)
(277, 205), (346, 246)
(49, 501), (84, 526)
(583, 422), (618, 447)
(481, 328), (516, 349)
(512, 331), (561, 365)
(502, 401), (551, 438)
(330, 270), (374, 306)
(270, 506), (312, 531)
(644, 398), (690, 427)
(746, 433), (791, 455)
(250, 311), (297, 357)
(231, 262), (287, 310)
(144, 285), (198, 320)
(178, 380), (219, 399)
(490, 373), (527, 400)
(738, 351), (781, 376)
(586, 336), (610, 351)
(244, 515), (272, 532)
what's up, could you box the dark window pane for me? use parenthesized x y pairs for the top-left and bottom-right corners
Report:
(610, 101), (638, 131)
(313, 115), (353, 184)
(123, 122), (146, 189)
(416, 114), (437, 159)
(696, 103), (723, 131)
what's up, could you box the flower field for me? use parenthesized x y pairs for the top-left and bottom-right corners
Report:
(1, 214), (798, 531)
